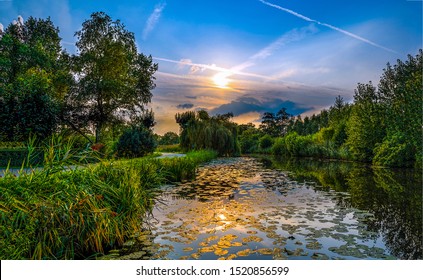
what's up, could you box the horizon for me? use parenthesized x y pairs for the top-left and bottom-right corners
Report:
(0, 0), (421, 135)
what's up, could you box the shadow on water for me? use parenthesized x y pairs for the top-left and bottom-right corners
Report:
(261, 156), (422, 259)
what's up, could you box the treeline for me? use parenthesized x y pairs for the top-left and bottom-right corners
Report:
(238, 50), (422, 168)
(0, 13), (157, 158)
(174, 50), (421, 168)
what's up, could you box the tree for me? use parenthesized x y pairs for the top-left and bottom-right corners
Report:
(159, 132), (180, 145)
(68, 12), (158, 143)
(370, 50), (423, 166)
(346, 82), (386, 161)
(275, 108), (292, 136)
(116, 126), (156, 158)
(259, 108), (292, 137)
(175, 110), (240, 156)
(0, 16), (68, 141)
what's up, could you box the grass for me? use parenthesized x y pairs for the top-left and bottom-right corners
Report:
(0, 143), (217, 259)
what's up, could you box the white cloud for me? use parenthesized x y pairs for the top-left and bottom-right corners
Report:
(142, 3), (166, 40)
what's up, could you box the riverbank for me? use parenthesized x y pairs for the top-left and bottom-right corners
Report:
(0, 150), (217, 259)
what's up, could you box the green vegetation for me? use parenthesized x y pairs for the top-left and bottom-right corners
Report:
(157, 132), (180, 145)
(0, 146), (217, 259)
(156, 144), (182, 153)
(176, 110), (240, 156)
(0, 13), (157, 147)
(263, 155), (422, 259)
(240, 50), (422, 168)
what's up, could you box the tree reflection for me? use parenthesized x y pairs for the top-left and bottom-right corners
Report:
(267, 156), (422, 259)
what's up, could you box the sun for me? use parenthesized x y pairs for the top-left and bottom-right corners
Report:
(212, 72), (230, 88)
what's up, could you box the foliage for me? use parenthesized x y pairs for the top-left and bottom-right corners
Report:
(346, 82), (385, 162)
(66, 12), (158, 143)
(0, 148), (43, 167)
(116, 126), (156, 158)
(271, 137), (287, 155)
(0, 142), (25, 148)
(176, 110), (240, 156)
(0, 16), (69, 142)
(238, 126), (261, 154)
(259, 108), (291, 137)
(259, 134), (274, 151)
(271, 50), (420, 167)
(0, 144), (217, 259)
(158, 131), (180, 145)
(156, 144), (182, 153)
(373, 133), (414, 167)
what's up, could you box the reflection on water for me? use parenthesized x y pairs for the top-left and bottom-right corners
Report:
(105, 156), (422, 260)
(264, 156), (422, 259)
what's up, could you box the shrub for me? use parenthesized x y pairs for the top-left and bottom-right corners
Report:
(259, 135), (274, 150)
(239, 130), (260, 154)
(116, 127), (157, 158)
(373, 133), (415, 167)
(271, 137), (287, 155)
(0, 148), (43, 167)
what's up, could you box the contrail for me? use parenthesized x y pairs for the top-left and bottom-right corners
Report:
(258, 0), (398, 54)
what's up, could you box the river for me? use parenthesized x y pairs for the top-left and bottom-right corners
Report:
(107, 156), (422, 260)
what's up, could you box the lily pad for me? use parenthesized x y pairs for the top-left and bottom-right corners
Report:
(214, 248), (229, 256)
(257, 248), (273, 255)
(237, 249), (252, 257)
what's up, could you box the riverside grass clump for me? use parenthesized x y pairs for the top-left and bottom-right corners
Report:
(0, 148), (217, 259)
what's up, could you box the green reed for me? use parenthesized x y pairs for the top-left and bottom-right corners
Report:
(0, 141), (217, 259)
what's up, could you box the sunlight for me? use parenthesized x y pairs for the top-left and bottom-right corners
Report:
(212, 72), (231, 88)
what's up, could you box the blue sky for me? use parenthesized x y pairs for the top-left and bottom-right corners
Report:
(1, 0), (422, 134)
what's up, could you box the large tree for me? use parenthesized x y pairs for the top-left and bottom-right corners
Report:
(346, 82), (386, 162)
(68, 12), (158, 143)
(0, 16), (69, 141)
(259, 108), (292, 137)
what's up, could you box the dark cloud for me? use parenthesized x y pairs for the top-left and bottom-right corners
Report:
(185, 95), (197, 99)
(210, 96), (312, 117)
(176, 103), (194, 109)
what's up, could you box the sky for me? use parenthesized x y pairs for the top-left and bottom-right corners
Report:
(0, 0), (422, 134)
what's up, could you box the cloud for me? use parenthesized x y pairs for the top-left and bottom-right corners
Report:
(249, 24), (317, 62)
(210, 96), (313, 117)
(225, 24), (318, 79)
(176, 103), (194, 109)
(143, 3), (166, 40)
(258, 0), (398, 54)
(154, 57), (274, 80)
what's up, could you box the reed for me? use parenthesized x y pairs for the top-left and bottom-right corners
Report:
(0, 140), (217, 259)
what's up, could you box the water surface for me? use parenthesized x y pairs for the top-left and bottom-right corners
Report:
(109, 156), (422, 260)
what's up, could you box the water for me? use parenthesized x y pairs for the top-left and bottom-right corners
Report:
(108, 156), (422, 260)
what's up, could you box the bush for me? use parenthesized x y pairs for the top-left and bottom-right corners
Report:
(239, 131), (260, 154)
(373, 133), (415, 167)
(271, 137), (287, 155)
(259, 135), (274, 150)
(159, 132), (180, 145)
(116, 127), (157, 158)
(0, 148), (43, 167)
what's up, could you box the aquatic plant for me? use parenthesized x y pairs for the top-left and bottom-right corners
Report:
(0, 140), (217, 259)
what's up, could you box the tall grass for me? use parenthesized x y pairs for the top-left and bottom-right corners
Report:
(0, 140), (217, 259)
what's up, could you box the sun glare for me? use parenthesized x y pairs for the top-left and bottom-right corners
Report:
(212, 72), (230, 88)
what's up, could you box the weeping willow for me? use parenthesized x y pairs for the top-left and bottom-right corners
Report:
(175, 110), (240, 156)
